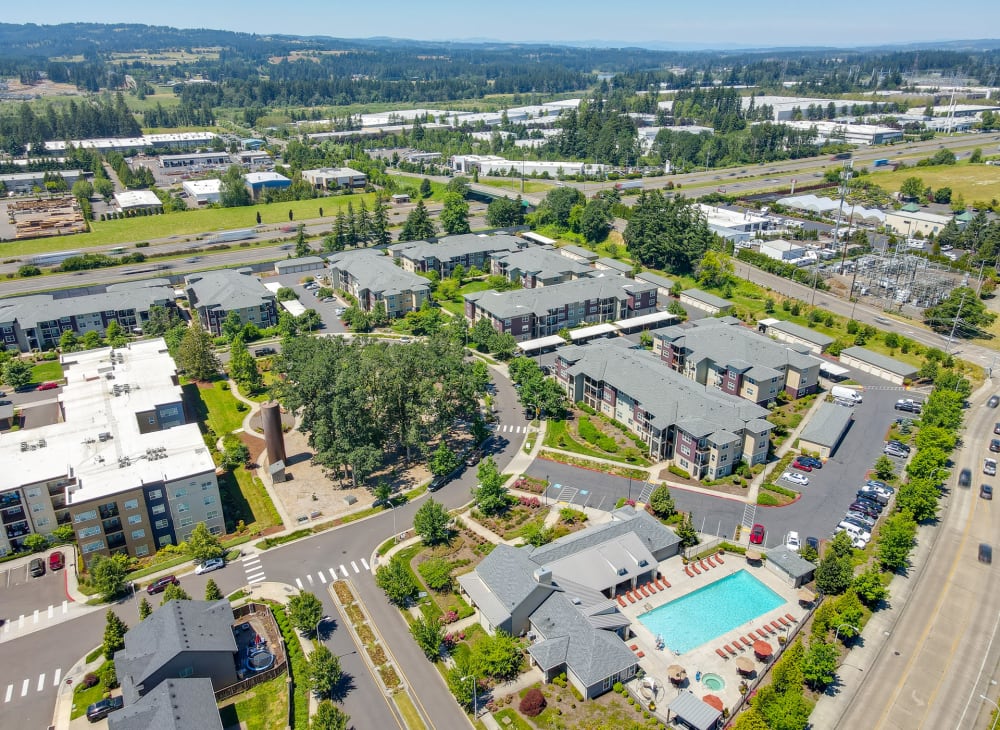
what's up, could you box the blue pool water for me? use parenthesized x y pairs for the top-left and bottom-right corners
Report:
(637, 570), (784, 654)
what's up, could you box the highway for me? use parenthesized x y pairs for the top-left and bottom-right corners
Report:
(831, 384), (1000, 730)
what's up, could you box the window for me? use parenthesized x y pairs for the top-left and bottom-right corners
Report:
(31, 503), (46, 513)
(154, 519), (169, 530)
(78, 526), (101, 539)
(177, 666), (195, 678)
(74, 510), (97, 523)
(203, 495), (216, 506)
(174, 489), (187, 498)
(177, 502), (189, 513)
(124, 499), (139, 511)
(147, 489), (162, 500)
(81, 540), (105, 554)
(209, 525), (223, 536)
(151, 504), (166, 515)
(158, 535), (173, 547)
(148, 417), (155, 425)
(128, 514), (142, 525)
(135, 545), (149, 557)
(201, 482), (213, 490)
(36, 517), (51, 527)
(206, 510), (220, 520)
(179, 517), (193, 528)
(26, 488), (41, 499)
(131, 529), (145, 540)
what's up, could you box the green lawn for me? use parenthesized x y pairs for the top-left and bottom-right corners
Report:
(195, 381), (246, 436)
(1, 193), (379, 256)
(393, 691), (428, 730)
(30, 361), (64, 384)
(477, 178), (557, 195)
(493, 709), (533, 730)
(869, 160), (1000, 205)
(436, 279), (497, 315)
(69, 661), (112, 720)
(218, 675), (289, 730)
(542, 419), (651, 466)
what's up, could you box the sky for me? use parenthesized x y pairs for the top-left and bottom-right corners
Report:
(5, 0), (1000, 49)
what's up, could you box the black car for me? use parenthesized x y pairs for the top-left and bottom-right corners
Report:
(980, 543), (993, 564)
(982, 484), (994, 500)
(849, 501), (880, 520)
(959, 469), (973, 487)
(254, 347), (276, 356)
(795, 456), (823, 470)
(855, 496), (884, 513)
(428, 474), (449, 492)
(990, 395), (1000, 408)
(87, 696), (124, 722)
(991, 439), (1000, 453)
(29, 558), (45, 577)
(857, 487), (889, 505)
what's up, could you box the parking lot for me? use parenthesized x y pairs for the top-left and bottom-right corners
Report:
(0, 550), (73, 628)
(269, 271), (350, 335)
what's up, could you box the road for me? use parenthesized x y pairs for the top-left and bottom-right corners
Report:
(834, 387), (1000, 730)
(0, 360), (529, 729)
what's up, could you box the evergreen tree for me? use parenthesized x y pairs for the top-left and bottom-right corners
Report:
(229, 336), (263, 393)
(399, 200), (436, 242)
(440, 191), (471, 235)
(103, 610), (128, 660)
(204, 579), (223, 602)
(356, 199), (372, 244)
(138, 597), (152, 620)
(176, 327), (220, 381)
(161, 583), (191, 605)
(294, 224), (311, 258)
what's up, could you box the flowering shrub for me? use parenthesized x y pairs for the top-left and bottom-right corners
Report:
(517, 496), (541, 508)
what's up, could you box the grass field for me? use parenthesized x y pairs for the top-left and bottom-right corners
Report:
(0, 193), (379, 256)
(478, 178), (557, 194)
(217, 675), (288, 730)
(869, 161), (1000, 204)
(195, 381), (247, 436)
(30, 361), (64, 384)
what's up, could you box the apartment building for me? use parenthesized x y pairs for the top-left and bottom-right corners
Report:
(184, 270), (278, 336)
(0, 280), (175, 352)
(391, 234), (524, 278)
(489, 246), (593, 288)
(652, 318), (820, 404)
(0, 340), (224, 563)
(464, 275), (657, 342)
(556, 340), (772, 480)
(326, 250), (431, 317)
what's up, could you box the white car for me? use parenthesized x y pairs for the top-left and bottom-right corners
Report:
(195, 557), (225, 575)
(781, 471), (809, 487)
(785, 531), (801, 552)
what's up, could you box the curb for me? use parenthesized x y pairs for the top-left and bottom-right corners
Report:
(50, 645), (103, 730)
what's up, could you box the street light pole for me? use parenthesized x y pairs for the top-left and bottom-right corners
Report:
(835, 623), (861, 643)
(462, 675), (478, 718)
(980, 694), (1000, 730)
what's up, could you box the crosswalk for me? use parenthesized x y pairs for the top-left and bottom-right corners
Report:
(242, 554), (266, 586)
(496, 424), (530, 434)
(3, 667), (61, 704)
(293, 558), (371, 590)
(0, 601), (71, 640)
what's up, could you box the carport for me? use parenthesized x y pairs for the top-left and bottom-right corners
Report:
(667, 690), (722, 730)
(516, 335), (565, 355)
(569, 323), (617, 344)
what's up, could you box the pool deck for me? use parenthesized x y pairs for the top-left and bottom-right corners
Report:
(617, 553), (804, 714)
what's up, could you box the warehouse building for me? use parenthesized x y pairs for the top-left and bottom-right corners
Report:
(158, 152), (231, 169)
(182, 179), (222, 205)
(244, 172), (290, 200)
(301, 167), (367, 190)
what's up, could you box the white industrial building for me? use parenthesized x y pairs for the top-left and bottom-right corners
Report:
(697, 204), (772, 234)
(779, 120), (902, 145)
(301, 167), (367, 190)
(759, 239), (809, 262)
(182, 179), (222, 205)
(42, 132), (217, 154)
(450, 155), (608, 178)
(736, 96), (889, 122)
(114, 190), (163, 212)
(885, 209), (953, 238)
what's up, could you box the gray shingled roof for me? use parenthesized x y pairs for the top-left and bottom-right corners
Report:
(559, 244), (598, 261)
(393, 233), (522, 264)
(681, 288), (733, 309)
(184, 270), (274, 312)
(108, 679), (223, 730)
(798, 402), (853, 448)
(559, 341), (771, 437)
(635, 271), (676, 290)
(529, 507), (679, 565)
(466, 275), (654, 320)
(491, 247), (592, 280)
(595, 257), (633, 274)
(659, 318), (817, 374)
(115, 600), (236, 704)
(668, 690), (722, 730)
(841, 346), (918, 377)
(765, 546), (817, 580)
(327, 249), (429, 297)
(529, 592), (637, 687)
(766, 319), (835, 347)
(0, 285), (174, 330)
(459, 544), (548, 615)
(274, 256), (325, 271)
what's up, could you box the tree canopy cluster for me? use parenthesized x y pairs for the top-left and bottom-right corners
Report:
(274, 334), (481, 486)
(624, 190), (717, 273)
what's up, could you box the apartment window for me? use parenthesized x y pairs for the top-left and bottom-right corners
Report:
(151, 504), (166, 515)
(81, 540), (105, 555)
(177, 503), (189, 513)
(174, 489), (187, 498)
(679, 445), (691, 457)
(154, 519), (169, 530)
(135, 545), (149, 557)
(78, 526), (101, 539)
(147, 489), (162, 500)
(204, 495), (216, 506)
(31, 503), (46, 513)
(124, 499), (139, 511)
(179, 517), (193, 528)
(35, 517), (50, 527)
(127, 515), (142, 525)
(209, 525), (223, 536)
(206, 510), (220, 520)
(26, 488), (41, 499)
(202, 481), (213, 490)
(178, 667), (194, 679)
(158, 535), (173, 547)
(74, 510), (97, 523)
(131, 529), (145, 540)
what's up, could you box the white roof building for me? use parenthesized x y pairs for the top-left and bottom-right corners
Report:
(182, 179), (222, 204)
(114, 190), (162, 210)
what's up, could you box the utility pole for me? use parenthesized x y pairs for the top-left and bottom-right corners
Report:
(945, 287), (968, 354)
(820, 161), (853, 306)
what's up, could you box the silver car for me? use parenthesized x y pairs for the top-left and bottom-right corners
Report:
(195, 557), (225, 575)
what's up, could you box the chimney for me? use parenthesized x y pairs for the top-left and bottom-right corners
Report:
(533, 567), (552, 585)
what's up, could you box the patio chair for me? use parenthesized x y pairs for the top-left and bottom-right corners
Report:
(662, 578), (671, 588)
(630, 644), (639, 651)
(700, 559), (709, 571)
(770, 621), (782, 632)
(691, 563), (701, 575)
(716, 648), (729, 660)
(716, 552), (725, 564)
(646, 582), (657, 594)
(785, 613), (798, 623)
(626, 592), (636, 604)
(741, 637), (752, 647)
(636, 651), (645, 658)
(685, 565), (693, 577)
(764, 624), (777, 635)
(617, 596), (627, 608)
(757, 629), (770, 639)
(707, 556), (717, 568)
(778, 617), (790, 627)
(726, 644), (737, 655)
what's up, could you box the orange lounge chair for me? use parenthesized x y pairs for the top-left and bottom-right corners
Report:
(716, 553), (725, 564)
(661, 578), (671, 588)
(700, 560), (709, 571)
(716, 648), (728, 659)
(684, 565), (693, 577)
(636, 651), (645, 658)
(617, 596), (627, 608)
(785, 613), (798, 623)
(647, 582), (657, 594)
(707, 556), (717, 568)
(770, 621), (782, 632)
(748, 634), (759, 644)
(626, 592), (636, 604)
(726, 644), (737, 655)
(630, 644), (639, 651)
(641, 585), (651, 597)
(765, 624), (777, 635)
(691, 563), (701, 574)
(653, 578), (662, 589)
(757, 629), (770, 639)
(741, 637), (752, 647)
(778, 617), (790, 627)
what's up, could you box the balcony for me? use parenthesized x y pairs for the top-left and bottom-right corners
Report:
(106, 533), (126, 551)
(102, 517), (122, 534)
(5, 521), (30, 540)
(0, 493), (22, 508)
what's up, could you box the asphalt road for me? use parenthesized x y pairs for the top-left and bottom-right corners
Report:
(0, 360), (529, 729)
(834, 385), (1000, 729)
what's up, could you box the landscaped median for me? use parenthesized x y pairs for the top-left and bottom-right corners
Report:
(330, 580), (404, 694)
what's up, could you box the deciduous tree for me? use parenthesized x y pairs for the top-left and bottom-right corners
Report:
(89, 553), (131, 601)
(414, 499), (451, 545)
(306, 645), (342, 698)
(411, 615), (444, 660)
(288, 591), (324, 635)
(186, 522), (224, 564)
(440, 192), (471, 235)
(375, 556), (418, 606)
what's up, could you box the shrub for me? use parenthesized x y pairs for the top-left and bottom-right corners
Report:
(82, 673), (99, 689)
(668, 464), (691, 480)
(519, 688), (546, 717)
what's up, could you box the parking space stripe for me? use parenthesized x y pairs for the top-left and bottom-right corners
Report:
(4, 684), (11, 703)
(328, 568), (338, 581)
(47, 605), (53, 619)
(361, 558), (370, 570)
(306, 574), (314, 585)
(36, 674), (44, 692)
(53, 669), (61, 687)
(340, 565), (349, 578)
(351, 561), (359, 573)
(20, 679), (28, 697)
(295, 578), (303, 590)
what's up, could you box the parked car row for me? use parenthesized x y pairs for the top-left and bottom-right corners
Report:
(884, 438), (911, 459)
(836, 479), (895, 548)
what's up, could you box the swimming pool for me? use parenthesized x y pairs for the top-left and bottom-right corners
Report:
(637, 570), (785, 654)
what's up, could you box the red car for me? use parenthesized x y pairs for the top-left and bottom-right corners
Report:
(791, 459), (813, 472)
(146, 575), (179, 595)
(749, 523), (766, 545)
(37, 382), (59, 391)
(48, 551), (65, 571)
